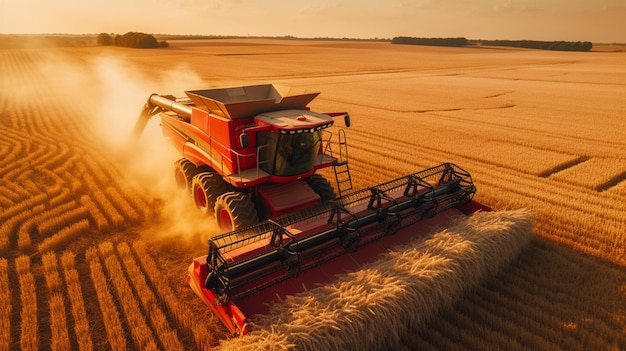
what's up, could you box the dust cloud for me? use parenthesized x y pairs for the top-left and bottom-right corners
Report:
(33, 51), (221, 244)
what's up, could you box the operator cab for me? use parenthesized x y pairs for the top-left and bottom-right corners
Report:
(254, 110), (334, 178)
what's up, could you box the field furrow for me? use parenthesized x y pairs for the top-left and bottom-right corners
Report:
(116, 242), (185, 351)
(98, 242), (157, 350)
(60, 252), (94, 351)
(0, 259), (10, 351)
(85, 247), (128, 351)
(132, 240), (224, 348)
(15, 256), (38, 351)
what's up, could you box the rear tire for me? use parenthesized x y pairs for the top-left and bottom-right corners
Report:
(214, 192), (258, 232)
(174, 159), (198, 193)
(307, 174), (336, 202)
(191, 172), (229, 215)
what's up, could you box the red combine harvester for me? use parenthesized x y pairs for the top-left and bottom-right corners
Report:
(135, 84), (489, 336)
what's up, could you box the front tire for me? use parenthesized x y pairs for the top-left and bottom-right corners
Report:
(214, 192), (258, 232)
(174, 159), (198, 193)
(191, 172), (229, 215)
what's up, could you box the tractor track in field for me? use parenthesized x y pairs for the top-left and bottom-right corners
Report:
(537, 156), (590, 178)
(596, 170), (626, 192)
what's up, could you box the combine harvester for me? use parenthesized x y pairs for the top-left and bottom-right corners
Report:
(134, 84), (495, 336)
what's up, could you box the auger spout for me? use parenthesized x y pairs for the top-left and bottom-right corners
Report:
(133, 94), (193, 138)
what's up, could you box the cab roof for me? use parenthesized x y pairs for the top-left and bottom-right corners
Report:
(254, 109), (334, 133)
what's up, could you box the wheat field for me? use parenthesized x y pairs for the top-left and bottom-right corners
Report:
(0, 39), (625, 350)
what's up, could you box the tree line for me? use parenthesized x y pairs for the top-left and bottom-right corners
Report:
(478, 39), (592, 52)
(97, 32), (168, 48)
(392, 37), (468, 47)
(392, 36), (592, 52)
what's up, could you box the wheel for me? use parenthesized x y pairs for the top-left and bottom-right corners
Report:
(191, 172), (229, 215)
(174, 159), (198, 193)
(307, 174), (336, 202)
(214, 192), (258, 232)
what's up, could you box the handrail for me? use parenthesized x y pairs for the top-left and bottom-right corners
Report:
(208, 136), (257, 176)
(256, 144), (272, 180)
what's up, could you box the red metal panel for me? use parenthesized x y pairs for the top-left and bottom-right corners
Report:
(187, 258), (249, 335)
(257, 182), (321, 217)
(209, 114), (234, 147)
(208, 115), (235, 174)
(190, 109), (209, 134)
(182, 144), (207, 167)
(160, 116), (187, 153)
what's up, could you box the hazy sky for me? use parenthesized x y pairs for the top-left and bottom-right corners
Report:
(1, 0), (625, 43)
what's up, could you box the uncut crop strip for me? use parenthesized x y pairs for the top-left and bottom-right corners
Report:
(15, 201), (87, 252)
(34, 200), (85, 236)
(0, 177), (31, 203)
(105, 187), (141, 222)
(0, 192), (49, 225)
(116, 242), (184, 351)
(0, 259), (10, 350)
(79, 195), (109, 231)
(38, 219), (90, 253)
(81, 153), (152, 219)
(84, 174), (125, 227)
(60, 252), (93, 351)
(218, 209), (533, 351)
(548, 157), (626, 191)
(1, 202), (46, 254)
(1, 140), (48, 181)
(15, 255), (38, 351)
(41, 252), (70, 351)
(85, 247), (127, 351)
(132, 240), (223, 348)
(97, 242), (157, 350)
(0, 184), (20, 205)
(0, 192), (14, 209)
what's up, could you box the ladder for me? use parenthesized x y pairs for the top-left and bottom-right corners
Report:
(333, 129), (353, 196)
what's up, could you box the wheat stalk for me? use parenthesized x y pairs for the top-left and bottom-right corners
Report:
(218, 209), (533, 351)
